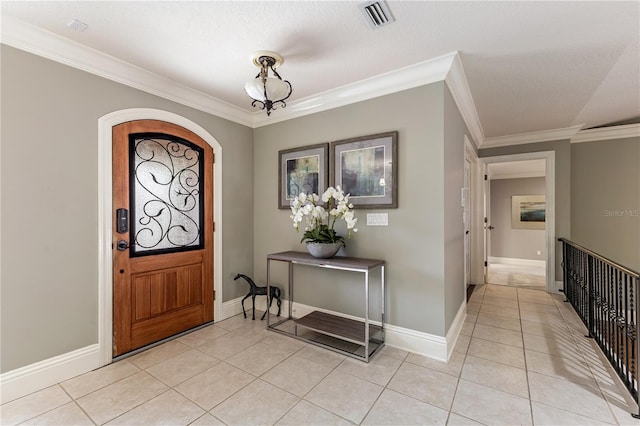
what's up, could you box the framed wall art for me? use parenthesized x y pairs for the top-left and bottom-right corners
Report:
(278, 143), (329, 209)
(511, 195), (546, 229)
(331, 131), (398, 208)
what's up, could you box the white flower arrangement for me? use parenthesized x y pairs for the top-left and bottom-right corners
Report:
(290, 186), (358, 246)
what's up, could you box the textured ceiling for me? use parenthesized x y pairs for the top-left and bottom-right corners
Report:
(2, 1), (638, 139)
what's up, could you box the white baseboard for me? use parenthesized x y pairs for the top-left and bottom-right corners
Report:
(489, 256), (545, 267)
(554, 280), (564, 294)
(0, 344), (101, 404)
(1, 297), (467, 404)
(253, 296), (459, 363)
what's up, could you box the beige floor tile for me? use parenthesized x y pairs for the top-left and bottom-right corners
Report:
(528, 371), (616, 424)
(215, 313), (256, 331)
(451, 379), (532, 426)
(484, 285), (518, 300)
(362, 389), (449, 425)
(76, 371), (168, 425)
(472, 323), (523, 348)
(520, 318), (571, 338)
(522, 332), (582, 358)
(482, 295), (520, 309)
(18, 401), (92, 426)
(145, 349), (219, 386)
(0, 386), (71, 426)
(296, 344), (347, 368)
(261, 354), (332, 397)
(189, 413), (226, 425)
(174, 362), (255, 410)
(105, 389), (204, 425)
(276, 400), (352, 426)
(519, 309), (566, 325)
(305, 370), (383, 424)
(446, 412), (485, 425)
(61, 360), (140, 399)
(475, 312), (521, 332)
(387, 362), (458, 411)
(377, 344), (409, 360)
(461, 355), (528, 398)
(531, 401), (614, 425)
(519, 301), (562, 314)
(210, 379), (299, 426)
(195, 332), (256, 359)
(405, 350), (465, 377)
(478, 303), (520, 319)
(603, 393), (640, 426)
(337, 353), (402, 386)
(453, 334), (471, 354)
(261, 330), (308, 353)
(460, 320), (475, 336)
(127, 340), (191, 370)
(226, 341), (294, 376)
(467, 338), (525, 369)
(525, 349), (596, 387)
(465, 310), (479, 323)
(177, 324), (229, 347)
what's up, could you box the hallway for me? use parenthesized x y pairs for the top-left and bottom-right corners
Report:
(2, 285), (638, 425)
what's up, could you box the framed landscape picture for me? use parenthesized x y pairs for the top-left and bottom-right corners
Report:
(512, 195), (546, 229)
(278, 143), (329, 209)
(331, 131), (398, 208)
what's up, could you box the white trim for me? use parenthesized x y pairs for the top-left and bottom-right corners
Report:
(98, 108), (223, 367)
(571, 123), (640, 143)
(1, 16), (252, 127)
(555, 281), (564, 294)
(253, 51), (458, 128)
(446, 54), (485, 148)
(482, 125), (583, 148)
(490, 170), (546, 180)
(0, 345), (100, 404)
(1, 18), (488, 138)
(445, 300), (468, 361)
(481, 151), (556, 293)
(252, 298), (456, 363)
(488, 256), (546, 268)
(221, 297), (245, 321)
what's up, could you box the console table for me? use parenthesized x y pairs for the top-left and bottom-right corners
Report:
(266, 251), (385, 362)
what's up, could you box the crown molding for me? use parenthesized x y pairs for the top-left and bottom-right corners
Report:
(253, 51), (459, 128)
(2, 16), (484, 135)
(445, 53), (485, 147)
(570, 123), (640, 143)
(1, 15), (254, 127)
(482, 124), (584, 149)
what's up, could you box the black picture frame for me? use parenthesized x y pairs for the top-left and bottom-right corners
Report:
(278, 143), (329, 209)
(331, 131), (398, 209)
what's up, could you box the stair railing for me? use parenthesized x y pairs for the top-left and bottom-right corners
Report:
(559, 238), (639, 418)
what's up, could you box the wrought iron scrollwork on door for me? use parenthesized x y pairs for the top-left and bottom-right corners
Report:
(129, 133), (204, 257)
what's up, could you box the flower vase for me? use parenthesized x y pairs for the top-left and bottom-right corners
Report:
(306, 242), (341, 258)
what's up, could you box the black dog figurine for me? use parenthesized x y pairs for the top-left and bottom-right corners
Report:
(233, 273), (282, 320)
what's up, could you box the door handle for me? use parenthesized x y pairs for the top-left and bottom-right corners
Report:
(116, 240), (129, 251)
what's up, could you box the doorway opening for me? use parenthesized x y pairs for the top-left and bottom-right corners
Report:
(481, 151), (555, 293)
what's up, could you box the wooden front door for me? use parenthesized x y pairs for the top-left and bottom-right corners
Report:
(112, 120), (214, 357)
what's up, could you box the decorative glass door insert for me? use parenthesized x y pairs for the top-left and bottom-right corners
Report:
(129, 133), (204, 257)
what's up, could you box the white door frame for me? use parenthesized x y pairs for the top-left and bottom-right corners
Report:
(480, 151), (556, 293)
(98, 109), (223, 366)
(464, 137), (483, 288)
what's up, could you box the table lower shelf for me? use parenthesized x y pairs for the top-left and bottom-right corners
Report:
(268, 310), (384, 362)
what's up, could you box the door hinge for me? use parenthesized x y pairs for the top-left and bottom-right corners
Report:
(213, 221), (216, 232)
(213, 290), (216, 300)
(484, 261), (488, 267)
(212, 153), (215, 164)
(484, 217), (487, 223)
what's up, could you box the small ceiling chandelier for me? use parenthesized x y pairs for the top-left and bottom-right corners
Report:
(244, 51), (292, 116)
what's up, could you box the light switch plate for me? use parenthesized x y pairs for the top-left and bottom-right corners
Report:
(367, 213), (388, 226)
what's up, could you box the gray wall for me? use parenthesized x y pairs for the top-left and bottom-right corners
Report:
(571, 138), (640, 271)
(490, 178), (546, 260)
(479, 140), (571, 280)
(253, 83), (460, 336)
(0, 46), (254, 373)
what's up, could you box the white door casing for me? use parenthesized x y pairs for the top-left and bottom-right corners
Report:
(98, 109), (223, 366)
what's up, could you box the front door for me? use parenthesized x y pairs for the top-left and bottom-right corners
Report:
(112, 120), (214, 357)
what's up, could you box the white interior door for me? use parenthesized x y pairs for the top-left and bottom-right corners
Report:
(464, 156), (471, 288)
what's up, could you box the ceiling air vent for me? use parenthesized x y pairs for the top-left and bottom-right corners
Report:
(358, 1), (395, 29)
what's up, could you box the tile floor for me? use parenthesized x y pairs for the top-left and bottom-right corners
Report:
(2, 284), (639, 425)
(488, 263), (546, 288)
